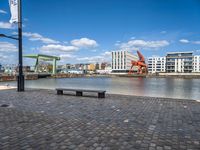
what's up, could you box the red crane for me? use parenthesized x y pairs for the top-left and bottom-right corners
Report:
(129, 51), (148, 74)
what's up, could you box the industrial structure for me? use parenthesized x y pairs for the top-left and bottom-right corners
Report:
(129, 51), (148, 74)
(24, 54), (60, 75)
(111, 50), (138, 73)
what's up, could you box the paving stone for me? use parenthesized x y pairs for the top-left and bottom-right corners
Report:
(157, 146), (163, 150)
(95, 147), (102, 150)
(150, 143), (156, 147)
(164, 145), (171, 150)
(149, 147), (156, 150)
(0, 89), (200, 149)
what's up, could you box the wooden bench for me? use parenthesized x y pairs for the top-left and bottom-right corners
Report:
(56, 88), (106, 98)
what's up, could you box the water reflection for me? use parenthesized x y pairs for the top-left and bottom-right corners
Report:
(0, 77), (199, 100)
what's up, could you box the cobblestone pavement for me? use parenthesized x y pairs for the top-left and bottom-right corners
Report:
(0, 89), (200, 150)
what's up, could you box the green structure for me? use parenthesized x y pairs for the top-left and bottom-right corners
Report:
(24, 54), (60, 74)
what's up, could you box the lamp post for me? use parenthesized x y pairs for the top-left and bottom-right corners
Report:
(0, 0), (24, 92)
(17, 0), (24, 92)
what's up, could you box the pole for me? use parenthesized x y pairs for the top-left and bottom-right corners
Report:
(17, 0), (24, 91)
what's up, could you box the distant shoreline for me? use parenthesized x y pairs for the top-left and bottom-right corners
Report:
(1, 73), (200, 82)
(0, 85), (16, 90)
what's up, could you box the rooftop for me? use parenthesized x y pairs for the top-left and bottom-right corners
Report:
(167, 51), (193, 54)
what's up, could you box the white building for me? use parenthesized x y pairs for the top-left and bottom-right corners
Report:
(148, 57), (166, 73)
(111, 50), (138, 73)
(193, 56), (200, 72)
(166, 52), (193, 73)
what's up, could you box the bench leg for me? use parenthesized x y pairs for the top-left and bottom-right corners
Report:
(57, 90), (63, 95)
(98, 92), (105, 98)
(76, 91), (83, 96)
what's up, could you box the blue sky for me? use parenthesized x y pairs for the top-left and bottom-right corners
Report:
(1, 0), (200, 65)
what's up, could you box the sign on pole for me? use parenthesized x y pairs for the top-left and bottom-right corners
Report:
(8, 0), (18, 23)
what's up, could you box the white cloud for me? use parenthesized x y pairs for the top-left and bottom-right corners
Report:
(160, 31), (167, 34)
(130, 37), (136, 40)
(76, 56), (104, 63)
(0, 54), (8, 59)
(58, 54), (77, 64)
(101, 51), (111, 57)
(23, 32), (60, 44)
(195, 49), (200, 52)
(0, 53), (17, 64)
(24, 18), (28, 21)
(179, 39), (200, 45)
(115, 43), (121, 47)
(71, 38), (98, 48)
(151, 55), (160, 57)
(91, 49), (97, 52)
(0, 42), (17, 52)
(0, 42), (17, 64)
(40, 44), (79, 52)
(60, 54), (76, 59)
(0, 9), (7, 14)
(119, 39), (169, 50)
(115, 41), (121, 46)
(0, 22), (14, 29)
(179, 39), (189, 43)
(192, 41), (200, 44)
(30, 47), (36, 51)
(76, 51), (111, 63)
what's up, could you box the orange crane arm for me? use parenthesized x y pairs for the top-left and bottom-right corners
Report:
(137, 51), (145, 63)
(129, 50), (147, 74)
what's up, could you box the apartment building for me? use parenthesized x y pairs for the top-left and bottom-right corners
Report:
(148, 57), (166, 73)
(193, 56), (200, 72)
(88, 64), (95, 71)
(166, 52), (193, 73)
(111, 50), (138, 73)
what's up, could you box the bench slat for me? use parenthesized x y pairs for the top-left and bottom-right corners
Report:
(56, 88), (106, 93)
(56, 88), (106, 98)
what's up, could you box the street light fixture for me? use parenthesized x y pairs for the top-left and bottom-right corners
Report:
(0, 34), (19, 40)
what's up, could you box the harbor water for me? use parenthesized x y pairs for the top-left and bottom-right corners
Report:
(0, 77), (200, 100)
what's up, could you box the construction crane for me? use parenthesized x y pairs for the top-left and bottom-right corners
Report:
(129, 50), (148, 74)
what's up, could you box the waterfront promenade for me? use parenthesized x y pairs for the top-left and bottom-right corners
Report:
(0, 89), (200, 150)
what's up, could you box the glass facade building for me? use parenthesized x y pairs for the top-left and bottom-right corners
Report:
(166, 52), (193, 73)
